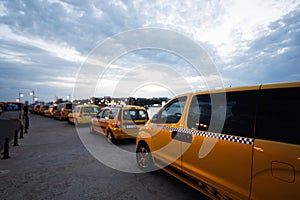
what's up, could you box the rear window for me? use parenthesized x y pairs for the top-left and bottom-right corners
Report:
(44, 105), (49, 109)
(66, 103), (72, 109)
(123, 109), (147, 120)
(83, 107), (99, 113)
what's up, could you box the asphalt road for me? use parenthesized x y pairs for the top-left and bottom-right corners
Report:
(0, 113), (210, 200)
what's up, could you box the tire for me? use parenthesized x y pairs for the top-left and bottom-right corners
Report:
(90, 123), (95, 133)
(107, 130), (116, 144)
(75, 119), (81, 127)
(136, 142), (156, 172)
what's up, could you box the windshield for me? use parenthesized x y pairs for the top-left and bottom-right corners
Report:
(66, 104), (73, 109)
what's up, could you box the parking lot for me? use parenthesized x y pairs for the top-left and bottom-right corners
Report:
(0, 112), (210, 200)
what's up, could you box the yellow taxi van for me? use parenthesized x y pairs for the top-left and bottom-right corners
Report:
(90, 105), (149, 144)
(136, 81), (300, 200)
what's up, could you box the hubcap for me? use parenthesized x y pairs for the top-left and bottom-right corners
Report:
(137, 147), (149, 169)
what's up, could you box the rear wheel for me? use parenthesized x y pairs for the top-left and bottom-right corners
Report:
(75, 119), (82, 127)
(107, 130), (116, 144)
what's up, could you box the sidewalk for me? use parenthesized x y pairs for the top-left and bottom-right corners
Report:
(0, 111), (21, 151)
(0, 114), (99, 200)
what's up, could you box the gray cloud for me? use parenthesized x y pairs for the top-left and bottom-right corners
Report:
(0, 0), (299, 102)
(220, 5), (300, 86)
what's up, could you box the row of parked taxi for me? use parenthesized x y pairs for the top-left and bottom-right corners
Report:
(31, 102), (149, 144)
(30, 81), (300, 200)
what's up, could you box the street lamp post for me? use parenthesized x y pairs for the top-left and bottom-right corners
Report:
(16, 92), (24, 102)
(17, 92), (24, 118)
(29, 90), (36, 103)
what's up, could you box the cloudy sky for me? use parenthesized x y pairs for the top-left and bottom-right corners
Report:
(0, 0), (299, 102)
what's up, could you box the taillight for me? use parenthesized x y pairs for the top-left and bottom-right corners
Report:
(112, 120), (121, 128)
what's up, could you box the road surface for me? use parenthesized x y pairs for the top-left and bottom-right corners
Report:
(0, 113), (210, 200)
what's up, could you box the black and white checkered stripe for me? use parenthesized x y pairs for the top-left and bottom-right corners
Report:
(153, 125), (253, 145)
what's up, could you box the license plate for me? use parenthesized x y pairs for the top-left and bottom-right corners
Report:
(126, 124), (137, 129)
(84, 115), (92, 118)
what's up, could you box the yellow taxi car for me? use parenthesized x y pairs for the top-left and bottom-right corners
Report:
(39, 104), (49, 115)
(136, 81), (300, 200)
(32, 104), (41, 114)
(53, 102), (73, 120)
(90, 105), (149, 144)
(68, 104), (99, 125)
(44, 105), (57, 118)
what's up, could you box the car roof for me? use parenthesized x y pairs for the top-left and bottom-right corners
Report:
(172, 81), (300, 99)
(102, 105), (146, 110)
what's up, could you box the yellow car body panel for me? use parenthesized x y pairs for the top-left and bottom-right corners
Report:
(251, 140), (300, 199)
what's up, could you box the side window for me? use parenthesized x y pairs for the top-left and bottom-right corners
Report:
(153, 97), (187, 124)
(256, 88), (300, 145)
(97, 110), (103, 118)
(138, 110), (147, 120)
(187, 91), (256, 138)
(102, 109), (109, 119)
(187, 94), (210, 131)
(109, 109), (118, 119)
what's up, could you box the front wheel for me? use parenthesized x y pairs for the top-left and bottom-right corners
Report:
(136, 143), (156, 172)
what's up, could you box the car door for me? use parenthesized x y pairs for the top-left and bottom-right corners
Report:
(150, 96), (187, 170)
(181, 90), (257, 199)
(93, 110), (103, 133)
(74, 106), (81, 123)
(99, 109), (109, 135)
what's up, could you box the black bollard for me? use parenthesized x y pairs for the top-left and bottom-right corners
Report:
(13, 130), (19, 146)
(20, 125), (24, 139)
(2, 138), (10, 159)
(25, 116), (29, 133)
